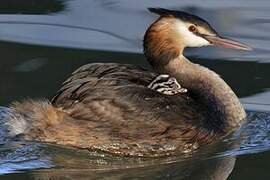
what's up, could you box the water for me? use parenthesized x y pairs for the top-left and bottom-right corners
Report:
(0, 0), (270, 179)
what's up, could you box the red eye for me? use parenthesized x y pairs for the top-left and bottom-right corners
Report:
(188, 25), (197, 32)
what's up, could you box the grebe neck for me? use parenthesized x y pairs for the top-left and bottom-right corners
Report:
(143, 17), (246, 132)
(159, 56), (246, 133)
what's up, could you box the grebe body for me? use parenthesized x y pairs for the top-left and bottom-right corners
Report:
(3, 8), (251, 156)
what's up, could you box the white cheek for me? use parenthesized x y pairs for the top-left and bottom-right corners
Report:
(176, 21), (210, 47)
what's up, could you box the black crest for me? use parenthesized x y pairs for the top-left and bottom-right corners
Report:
(148, 8), (217, 35)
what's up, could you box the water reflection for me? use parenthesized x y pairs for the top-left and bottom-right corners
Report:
(28, 156), (236, 180)
(0, 140), (237, 180)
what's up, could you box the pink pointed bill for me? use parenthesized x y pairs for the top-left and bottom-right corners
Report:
(203, 35), (252, 51)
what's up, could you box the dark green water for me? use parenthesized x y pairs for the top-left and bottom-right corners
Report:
(0, 0), (270, 179)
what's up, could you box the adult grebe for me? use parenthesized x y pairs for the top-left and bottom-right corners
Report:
(3, 8), (251, 156)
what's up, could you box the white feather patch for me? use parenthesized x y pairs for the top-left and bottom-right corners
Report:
(0, 107), (28, 137)
(175, 20), (210, 47)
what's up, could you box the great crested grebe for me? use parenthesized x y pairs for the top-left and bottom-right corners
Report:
(2, 8), (251, 156)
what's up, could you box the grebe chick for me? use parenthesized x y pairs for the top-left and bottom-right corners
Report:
(3, 8), (251, 156)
